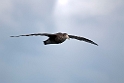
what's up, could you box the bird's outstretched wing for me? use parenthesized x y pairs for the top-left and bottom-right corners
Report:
(68, 35), (98, 46)
(10, 33), (56, 37)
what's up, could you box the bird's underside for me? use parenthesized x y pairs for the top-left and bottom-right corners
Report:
(10, 32), (98, 46)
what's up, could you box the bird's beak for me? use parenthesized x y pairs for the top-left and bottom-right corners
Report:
(66, 35), (70, 40)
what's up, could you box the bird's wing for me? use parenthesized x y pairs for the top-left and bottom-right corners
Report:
(68, 35), (98, 46)
(10, 33), (56, 37)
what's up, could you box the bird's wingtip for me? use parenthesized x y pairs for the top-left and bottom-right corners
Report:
(94, 43), (98, 46)
(92, 42), (98, 46)
(10, 36), (19, 37)
(96, 44), (98, 46)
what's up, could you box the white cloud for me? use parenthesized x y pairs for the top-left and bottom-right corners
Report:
(54, 0), (123, 17)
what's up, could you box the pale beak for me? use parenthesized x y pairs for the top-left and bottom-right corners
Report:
(66, 35), (70, 40)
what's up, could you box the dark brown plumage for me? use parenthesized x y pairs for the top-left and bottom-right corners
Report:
(10, 32), (98, 46)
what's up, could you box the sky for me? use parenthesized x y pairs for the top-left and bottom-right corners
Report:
(0, 0), (124, 83)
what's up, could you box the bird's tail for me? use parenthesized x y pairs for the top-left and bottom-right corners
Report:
(43, 39), (57, 45)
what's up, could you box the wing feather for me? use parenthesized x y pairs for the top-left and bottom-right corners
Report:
(10, 33), (55, 37)
(68, 35), (98, 46)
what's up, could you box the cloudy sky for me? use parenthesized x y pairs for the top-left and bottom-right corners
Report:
(0, 0), (124, 83)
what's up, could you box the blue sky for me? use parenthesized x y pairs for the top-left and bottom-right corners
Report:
(0, 0), (124, 83)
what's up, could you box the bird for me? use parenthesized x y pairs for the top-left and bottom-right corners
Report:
(10, 32), (98, 46)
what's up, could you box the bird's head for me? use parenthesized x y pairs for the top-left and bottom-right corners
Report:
(63, 33), (70, 40)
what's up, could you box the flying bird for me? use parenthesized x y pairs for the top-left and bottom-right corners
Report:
(10, 32), (98, 46)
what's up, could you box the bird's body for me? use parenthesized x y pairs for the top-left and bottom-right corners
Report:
(10, 32), (98, 46)
(43, 33), (69, 45)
